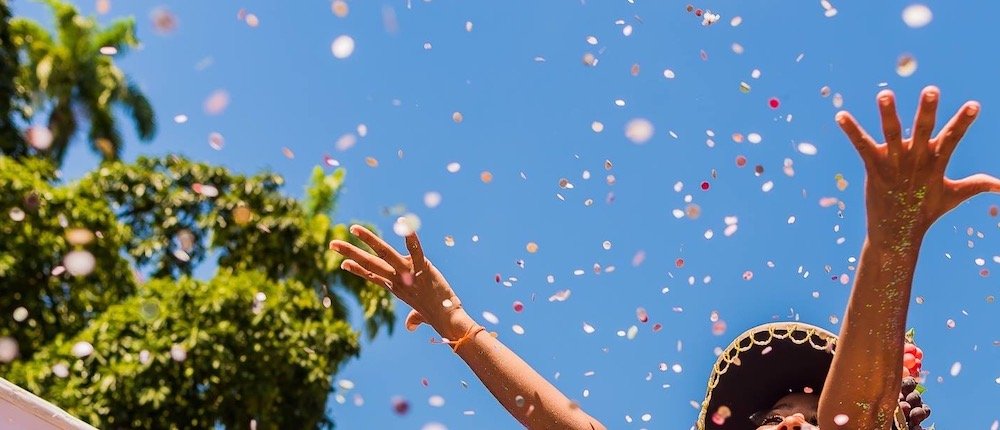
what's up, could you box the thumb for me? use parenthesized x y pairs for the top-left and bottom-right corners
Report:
(949, 174), (1000, 204)
(404, 309), (427, 332)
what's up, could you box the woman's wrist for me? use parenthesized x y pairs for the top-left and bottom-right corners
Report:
(866, 224), (927, 250)
(433, 308), (477, 341)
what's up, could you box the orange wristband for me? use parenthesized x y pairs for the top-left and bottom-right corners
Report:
(446, 324), (485, 352)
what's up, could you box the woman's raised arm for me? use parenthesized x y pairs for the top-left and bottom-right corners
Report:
(331, 225), (606, 430)
(819, 86), (1000, 429)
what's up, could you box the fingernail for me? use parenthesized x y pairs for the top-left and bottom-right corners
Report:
(924, 92), (937, 102)
(967, 104), (979, 116)
(329, 241), (339, 250)
(835, 112), (847, 124)
(879, 96), (891, 106)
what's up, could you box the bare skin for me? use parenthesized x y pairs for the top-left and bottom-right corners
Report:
(818, 86), (1000, 428)
(754, 393), (819, 430)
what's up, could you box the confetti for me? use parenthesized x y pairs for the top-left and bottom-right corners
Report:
(902, 4), (933, 28)
(244, 13), (259, 28)
(208, 132), (224, 150)
(896, 54), (917, 77)
(797, 142), (818, 155)
(626, 325), (638, 340)
(203, 90), (230, 115)
(335, 133), (357, 151)
(482, 311), (498, 325)
(71, 341), (94, 358)
(64, 250), (96, 277)
(548, 290), (571, 302)
(625, 118), (654, 144)
(49, 362), (70, 378)
(424, 192), (442, 208)
(331, 35), (356, 59)
(393, 214), (421, 236)
(8, 207), (24, 222)
(332, 0), (349, 17)
(151, 7), (177, 34)
(392, 396), (409, 416)
(0, 337), (17, 363)
(170, 344), (187, 362)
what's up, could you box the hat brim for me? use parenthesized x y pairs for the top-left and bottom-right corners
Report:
(697, 322), (905, 430)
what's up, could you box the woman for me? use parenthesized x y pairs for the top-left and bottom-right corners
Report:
(330, 87), (999, 429)
(697, 321), (911, 429)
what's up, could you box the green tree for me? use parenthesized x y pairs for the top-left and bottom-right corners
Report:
(0, 0), (27, 157)
(9, 0), (155, 165)
(1, 155), (395, 429)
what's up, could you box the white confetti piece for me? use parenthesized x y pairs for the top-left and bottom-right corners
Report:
(482, 311), (499, 325)
(71, 341), (94, 358)
(797, 142), (817, 155)
(902, 4), (932, 28)
(331, 35), (356, 59)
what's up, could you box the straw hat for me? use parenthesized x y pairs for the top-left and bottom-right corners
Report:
(697, 322), (906, 429)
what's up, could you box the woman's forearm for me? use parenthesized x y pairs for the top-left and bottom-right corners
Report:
(818, 230), (923, 429)
(438, 310), (606, 430)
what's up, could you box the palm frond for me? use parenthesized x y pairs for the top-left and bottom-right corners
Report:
(119, 80), (155, 140)
(85, 101), (122, 161)
(9, 19), (53, 62)
(92, 18), (137, 54)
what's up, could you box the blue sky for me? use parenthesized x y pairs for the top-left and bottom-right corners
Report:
(14, 1), (1000, 429)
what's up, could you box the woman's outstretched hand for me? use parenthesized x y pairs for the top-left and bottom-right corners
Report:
(820, 86), (999, 429)
(837, 85), (1000, 243)
(330, 223), (468, 339)
(333, 225), (608, 430)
